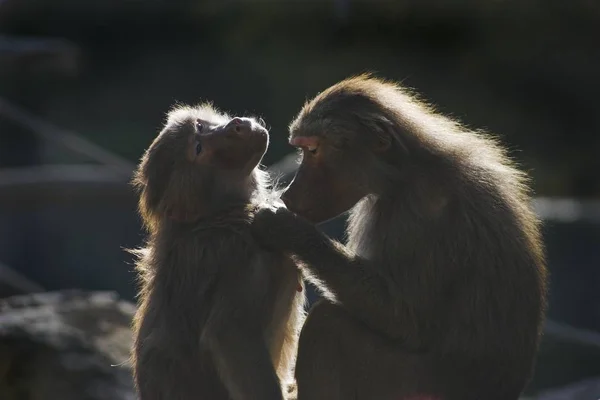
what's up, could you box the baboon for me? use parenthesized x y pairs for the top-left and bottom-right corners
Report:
(130, 103), (305, 400)
(252, 74), (548, 400)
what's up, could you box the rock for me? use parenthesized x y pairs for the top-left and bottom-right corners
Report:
(0, 290), (136, 400)
(536, 377), (600, 399)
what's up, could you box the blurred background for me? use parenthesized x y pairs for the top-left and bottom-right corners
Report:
(0, 0), (599, 399)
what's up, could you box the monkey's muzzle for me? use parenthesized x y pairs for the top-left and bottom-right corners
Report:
(225, 117), (268, 140)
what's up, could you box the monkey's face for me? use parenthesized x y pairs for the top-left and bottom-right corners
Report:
(133, 105), (269, 226)
(190, 116), (269, 175)
(283, 82), (400, 224)
(282, 132), (373, 224)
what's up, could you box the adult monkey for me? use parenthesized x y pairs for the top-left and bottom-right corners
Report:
(252, 74), (548, 400)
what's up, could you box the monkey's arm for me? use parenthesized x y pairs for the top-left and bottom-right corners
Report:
(200, 255), (284, 400)
(252, 208), (417, 344)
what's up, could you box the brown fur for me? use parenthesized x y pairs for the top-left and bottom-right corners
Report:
(252, 74), (548, 400)
(130, 103), (305, 400)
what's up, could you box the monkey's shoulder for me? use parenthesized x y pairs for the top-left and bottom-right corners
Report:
(193, 223), (290, 271)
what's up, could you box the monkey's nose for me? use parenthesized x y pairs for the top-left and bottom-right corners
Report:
(227, 117), (267, 140)
(228, 118), (252, 134)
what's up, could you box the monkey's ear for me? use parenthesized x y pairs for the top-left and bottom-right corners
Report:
(373, 133), (392, 153)
(366, 114), (394, 153)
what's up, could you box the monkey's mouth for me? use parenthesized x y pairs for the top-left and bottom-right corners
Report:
(241, 127), (269, 154)
(246, 126), (269, 143)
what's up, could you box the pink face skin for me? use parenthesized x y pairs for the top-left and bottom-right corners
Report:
(290, 135), (319, 150)
(284, 133), (367, 223)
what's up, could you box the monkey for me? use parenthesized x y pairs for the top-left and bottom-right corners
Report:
(129, 103), (305, 400)
(251, 74), (548, 400)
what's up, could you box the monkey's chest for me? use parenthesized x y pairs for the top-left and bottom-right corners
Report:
(261, 255), (304, 376)
(262, 255), (301, 322)
(264, 257), (298, 310)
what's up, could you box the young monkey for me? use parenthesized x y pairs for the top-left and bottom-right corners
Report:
(130, 103), (305, 400)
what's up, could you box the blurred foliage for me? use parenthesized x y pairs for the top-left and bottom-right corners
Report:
(1, 0), (599, 196)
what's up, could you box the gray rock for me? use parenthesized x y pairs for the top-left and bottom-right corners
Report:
(536, 377), (600, 400)
(0, 290), (136, 400)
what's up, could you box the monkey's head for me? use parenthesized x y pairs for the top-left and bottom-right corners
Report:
(284, 74), (414, 223)
(133, 103), (269, 231)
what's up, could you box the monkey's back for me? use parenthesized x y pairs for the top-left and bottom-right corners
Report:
(131, 212), (304, 400)
(348, 162), (547, 400)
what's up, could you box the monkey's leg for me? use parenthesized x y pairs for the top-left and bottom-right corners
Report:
(295, 300), (347, 400)
(296, 300), (436, 400)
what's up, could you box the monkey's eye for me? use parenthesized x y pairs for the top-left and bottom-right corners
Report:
(195, 141), (202, 155)
(196, 121), (204, 132)
(306, 145), (318, 155)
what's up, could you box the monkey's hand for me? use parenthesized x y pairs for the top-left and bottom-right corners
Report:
(251, 207), (314, 254)
(254, 206), (416, 344)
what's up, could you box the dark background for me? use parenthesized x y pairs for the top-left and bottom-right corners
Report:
(0, 0), (599, 397)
